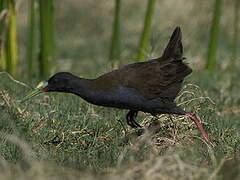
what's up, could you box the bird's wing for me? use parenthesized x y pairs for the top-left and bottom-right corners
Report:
(121, 26), (192, 100)
(93, 27), (192, 100)
(119, 59), (192, 100)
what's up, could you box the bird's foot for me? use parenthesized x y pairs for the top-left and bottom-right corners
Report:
(126, 110), (141, 128)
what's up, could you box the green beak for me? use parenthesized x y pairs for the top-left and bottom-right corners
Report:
(20, 81), (48, 103)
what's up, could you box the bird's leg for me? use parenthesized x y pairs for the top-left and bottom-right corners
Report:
(126, 111), (135, 128)
(185, 112), (211, 143)
(126, 110), (141, 128)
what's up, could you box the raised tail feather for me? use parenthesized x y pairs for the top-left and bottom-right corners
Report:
(162, 26), (183, 59)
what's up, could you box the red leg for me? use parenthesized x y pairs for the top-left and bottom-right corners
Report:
(185, 113), (211, 143)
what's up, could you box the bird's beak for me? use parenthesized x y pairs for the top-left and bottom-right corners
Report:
(21, 81), (48, 103)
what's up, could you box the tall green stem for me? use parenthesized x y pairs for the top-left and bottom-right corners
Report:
(0, 0), (18, 77)
(109, 0), (121, 64)
(206, 0), (222, 70)
(26, 0), (37, 80)
(39, 0), (54, 79)
(137, 0), (156, 62)
(0, 5), (8, 71)
(231, 0), (240, 63)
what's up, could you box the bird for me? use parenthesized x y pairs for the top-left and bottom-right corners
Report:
(22, 27), (210, 143)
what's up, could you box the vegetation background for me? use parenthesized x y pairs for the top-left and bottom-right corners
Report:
(0, 0), (240, 179)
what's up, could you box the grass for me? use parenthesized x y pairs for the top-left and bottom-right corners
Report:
(1, 67), (240, 179)
(0, 0), (240, 179)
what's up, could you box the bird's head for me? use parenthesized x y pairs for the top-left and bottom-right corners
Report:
(45, 72), (75, 92)
(21, 72), (75, 102)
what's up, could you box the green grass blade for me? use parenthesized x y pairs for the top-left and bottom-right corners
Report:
(206, 0), (222, 70)
(136, 0), (156, 62)
(39, 0), (54, 79)
(109, 0), (121, 64)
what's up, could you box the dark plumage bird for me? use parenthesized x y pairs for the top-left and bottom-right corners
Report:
(23, 27), (210, 143)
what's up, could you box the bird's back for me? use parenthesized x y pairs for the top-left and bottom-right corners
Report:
(89, 28), (192, 112)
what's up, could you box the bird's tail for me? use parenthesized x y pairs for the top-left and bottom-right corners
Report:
(162, 26), (183, 60)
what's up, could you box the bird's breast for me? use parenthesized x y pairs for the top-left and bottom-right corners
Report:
(82, 85), (171, 113)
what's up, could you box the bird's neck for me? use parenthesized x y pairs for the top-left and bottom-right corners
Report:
(68, 77), (94, 100)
